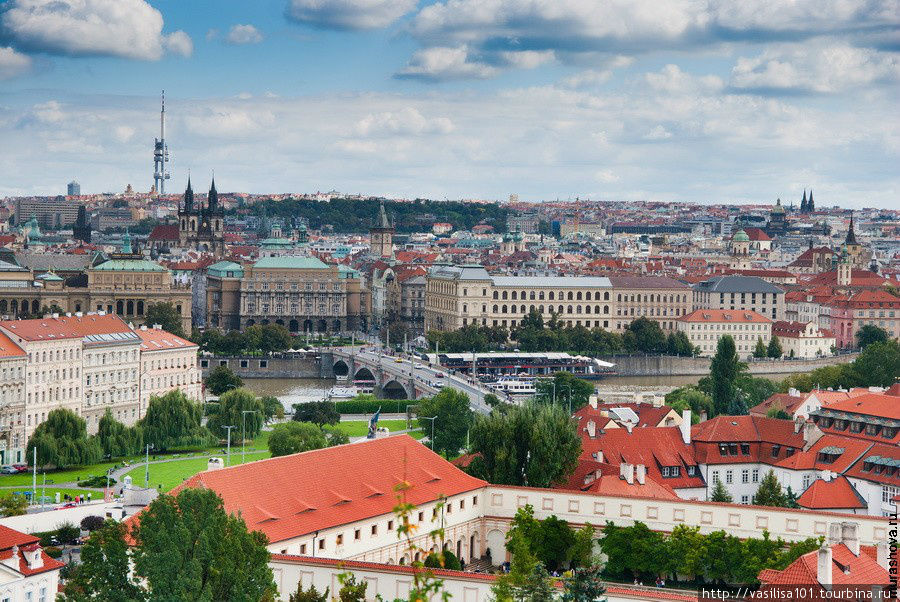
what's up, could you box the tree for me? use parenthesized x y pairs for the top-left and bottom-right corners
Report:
(666, 331), (697, 357)
(849, 340), (900, 388)
(666, 525), (705, 582)
(752, 470), (787, 507)
(80, 515), (106, 532)
(766, 408), (791, 420)
(624, 317), (667, 354)
(562, 565), (607, 602)
(97, 409), (143, 458)
(139, 390), (212, 452)
(534, 371), (595, 412)
(484, 393), (502, 408)
(700, 530), (744, 584)
(62, 520), (144, 602)
(26, 408), (102, 468)
(767, 335), (783, 359)
(261, 396), (284, 422)
(322, 426), (350, 447)
(753, 338), (768, 358)
(505, 505), (583, 572)
(268, 422), (328, 457)
(726, 390), (749, 416)
(288, 584), (328, 602)
(467, 402), (580, 488)
(206, 365), (243, 396)
(144, 302), (185, 338)
(856, 325), (889, 349)
(0, 494), (28, 517)
(207, 388), (264, 441)
(244, 323), (293, 353)
(664, 387), (713, 422)
(710, 479), (733, 503)
(709, 336), (745, 416)
(336, 575), (367, 602)
(131, 488), (274, 600)
(424, 550), (462, 571)
(598, 522), (666, 580)
(292, 400), (340, 427)
(417, 388), (474, 456)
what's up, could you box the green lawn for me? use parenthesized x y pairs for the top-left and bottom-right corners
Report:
(123, 450), (271, 492)
(0, 486), (101, 503)
(335, 419), (419, 437)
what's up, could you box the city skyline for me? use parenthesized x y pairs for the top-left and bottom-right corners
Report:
(1, 0), (898, 207)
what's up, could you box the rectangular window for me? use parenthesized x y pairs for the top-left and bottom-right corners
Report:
(741, 496), (749, 505)
(354, 529), (360, 540)
(725, 470), (733, 484)
(752, 469), (759, 482)
(371, 525), (377, 536)
(742, 470), (749, 483)
(318, 539), (325, 550)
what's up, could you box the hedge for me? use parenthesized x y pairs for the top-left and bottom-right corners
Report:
(334, 399), (416, 414)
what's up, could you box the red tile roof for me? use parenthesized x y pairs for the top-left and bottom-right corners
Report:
(692, 416), (805, 465)
(0, 313), (132, 341)
(843, 442), (900, 487)
(749, 393), (804, 417)
(796, 476), (866, 510)
(775, 434), (872, 473)
(148, 224), (179, 241)
(824, 393), (900, 422)
(133, 326), (197, 351)
(167, 435), (486, 544)
(758, 543), (888, 588)
(575, 403), (678, 430)
(0, 525), (63, 577)
(678, 309), (771, 323)
(0, 330), (26, 358)
(0, 525), (38, 550)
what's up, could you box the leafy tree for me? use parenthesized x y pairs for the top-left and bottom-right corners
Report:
(766, 408), (791, 420)
(666, 525), (705, 581)
(206, 365), (243, 396)
(735, 376), (779, 409)
(268, 422), (328, 457)
(767, 335), (783, 359)
(62, 520), (144, 602)
(206, 388), (264, 441)
(623, 317), (667, 354)
(753, 338), (768, 358)
(849, 340), (900, 388)
(726, 390), (749, 416)
(139, 390), (212, 452)
(710, 479), (733, 503)
(80, 515), (106, 532)
(57, 521), (81, 544)
(700, 530), (744, 584)
(292, 400), (340, 427)
(288, 584), (328, 602)
(417, 387), (474, 457)
(709, 335), (745, 416)
(562, 565), (607, 602)
(664, 387), (713, 422)
(599, 521), (666, 580)
(131, 488), (274, 600)
(493, 528), (555, 602)
(424, 550), (462, 571)
(784, 486), (800, 509)
(97, 409), (143, 458)
(336, 574), (367, 602)
(856, 324), (889, 349)
(322, 426), (350, 447)
(0, 494), (28, 517)
(752, 470), (787, 507)
(27, 408), (102, 468)
(144, 302), (185, 338)
(534, 371), (595, 412)
(483, 393), (502, 408)
(467, 402), (580, 488)
(505, 505), (587, 572)
(244, 323), (293, 353)
(261, 396), (284, 422)
(666, 330), (697, 357)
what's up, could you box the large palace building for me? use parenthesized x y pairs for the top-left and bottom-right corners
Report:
(424, 265), (691, 333)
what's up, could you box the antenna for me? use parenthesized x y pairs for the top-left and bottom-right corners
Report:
(153, 90), (170, 195)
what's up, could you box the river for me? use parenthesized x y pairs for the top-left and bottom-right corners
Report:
(241, 372), (801, 408)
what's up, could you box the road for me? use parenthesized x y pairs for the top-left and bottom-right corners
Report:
(333, 347), (495, 414)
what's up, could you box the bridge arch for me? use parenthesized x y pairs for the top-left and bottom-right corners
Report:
(381, 379), (409, 400)
(354, 366), (375, 381)
(333, 360), (349, 377)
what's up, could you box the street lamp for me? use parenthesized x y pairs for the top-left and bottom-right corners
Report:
(144, 443), (154, 489)
(221, 425), (235, 466)
(242, 410), (258, 464)
(421, 416), (437, 451)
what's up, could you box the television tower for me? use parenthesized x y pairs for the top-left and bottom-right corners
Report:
(153, 90), (170, 195)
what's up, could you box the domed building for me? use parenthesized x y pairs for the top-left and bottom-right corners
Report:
(729, 229), (752, 269)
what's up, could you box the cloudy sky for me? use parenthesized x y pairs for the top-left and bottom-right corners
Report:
(1, 0), (898, 207)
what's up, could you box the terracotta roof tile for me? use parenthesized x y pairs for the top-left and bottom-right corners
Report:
(796, 476), (867, 510)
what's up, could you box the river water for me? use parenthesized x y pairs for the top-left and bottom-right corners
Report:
(242, 373), (800, 408)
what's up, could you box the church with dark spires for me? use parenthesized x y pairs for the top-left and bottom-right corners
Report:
(799, 189), (815, 213)
(178, 177), (225, 257)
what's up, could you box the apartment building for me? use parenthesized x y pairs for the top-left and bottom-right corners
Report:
(692, 275), (785, 321)
(771, 321), (836, 358)
(424, 265), (691, 333)
(0, 313), (202, 463)
(677, 308), (772, 358)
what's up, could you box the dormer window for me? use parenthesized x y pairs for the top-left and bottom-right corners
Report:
(771, 445), (781, 458)
(740, 444), (750, 455)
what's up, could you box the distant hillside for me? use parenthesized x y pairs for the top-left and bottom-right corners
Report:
(243, 197), (509, 234)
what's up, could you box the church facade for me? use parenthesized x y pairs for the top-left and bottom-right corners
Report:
(178, 177), (225, 256)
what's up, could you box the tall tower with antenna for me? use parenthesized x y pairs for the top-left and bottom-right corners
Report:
(153, 90), (170, 195)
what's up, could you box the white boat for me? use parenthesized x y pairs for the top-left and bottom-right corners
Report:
(329, 386), (358, 399)
(489, 377), (536, 396)
(335, 374), (349, 382)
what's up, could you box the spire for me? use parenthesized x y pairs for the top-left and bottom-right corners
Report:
(808, 190), (814, 212)
(183, 175), (194, 212)
(845, 211), (857, 245)
(374, 200), (392, 230)
(122, 228), (133, 254)
(208, 175), (219, 211)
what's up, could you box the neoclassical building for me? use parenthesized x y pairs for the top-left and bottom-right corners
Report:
(424, 265), (691, 333)
(206, 256), (370, 333)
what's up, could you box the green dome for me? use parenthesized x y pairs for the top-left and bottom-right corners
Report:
(733, 229), (750, 242)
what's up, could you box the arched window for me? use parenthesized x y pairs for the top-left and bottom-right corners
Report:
(511, 291), (517, 300)
(576, 291), (582, 301)
(567, 291), (574, 301)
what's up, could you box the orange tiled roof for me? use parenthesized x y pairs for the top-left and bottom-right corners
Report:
(0, 331), (26, 358)
(825, 393), (900, 421)
(759, 543), (888, 587)
(0, 313), (131, 341)
(133, 326), (197, 351)
(796, 476), (866, 510)
(166, 435), (486, 544)
(678, 309), (771, 323)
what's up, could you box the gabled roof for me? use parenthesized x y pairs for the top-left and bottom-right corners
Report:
(0, 313), (133, 342)
(758, 543), (888, 587)
(825, 393), (900, 421)
(167, 435), (486, 544)
(148, 224), (179, 241)
(133, 326), (197, 352)
(0, 331), (26, 358)
(0, 525), (38, 551)
(679, 309), (771, 324)
(796, 476), (867, 510)
(692, 275), (783, 294)
(775, 434), (872, 473)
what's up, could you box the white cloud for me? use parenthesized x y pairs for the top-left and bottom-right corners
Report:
(644, 64), (723, 94)
(30, 100), (65, 123)
(499, 50), (556, 69)
(397, 46), (498, 80)
(226, 24), (264, 45)
(114, 125), (135, 143)
(0, 46), (32, 80)
(1, 0), (190, 60)
(354, 107), (454, 137)
(285, 0), (417, 30)
(643, 125), (673, 140)
(730, 43), (900, 93)
(183, 107), (277, 138)
(164, 30), (193, 58)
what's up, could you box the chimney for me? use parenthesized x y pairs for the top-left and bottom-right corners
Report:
(803, 421), (823, 450)
(841, 522), (860, 556)
(817, 546), (833, 589)
(680, 410), (691, 444)
(207, 457), (225, 471)
(699, 410), (708, 423)
(625, 422), (634, 433)
(2, 546), (19, 570)
(828, 523), (843, 545)
(620, 463), (634, 485)
(794, 418), (803, 433)
(586, 420), (596, 438)
(789, 387), (800, 397)
(876, 541), (889, 570)
(594, 450), (604, 463)
(589, 394), (598, 409)
(635, 464), (646, 485)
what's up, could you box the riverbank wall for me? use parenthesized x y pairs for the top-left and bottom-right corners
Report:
(608, 353), (858, 377)
(200, 353), (332, 379)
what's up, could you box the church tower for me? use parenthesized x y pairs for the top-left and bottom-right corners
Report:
(178, 176), (225, 257)
(837, 245), (852, 288)
(800, 190), (808, 213)
(370, 201), (394, 259)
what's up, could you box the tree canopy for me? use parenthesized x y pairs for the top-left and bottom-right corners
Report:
(144, 302), (185, 338)
(709, 335), (745, 416)
(27, 408), (101, 469)
(97, 410), (143, 458)
(62, 520), (144, 602)
(205, 365), (243, 396)
(533, 371), (595, 412)
(292, 400), (340, 427)
(466, 402), (580, 488)
(268, 421), (329, 457)
(752, 470), (787, 507)
(139, 390), (212, 452)
(416, 388), (475, 456)
(206, 388), (264, 441)
(856, 325), (889, 349)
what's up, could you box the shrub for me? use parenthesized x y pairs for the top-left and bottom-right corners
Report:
(44, 546), (63, 559)
(78, 475), (115, 488)
(334, 398), (414, 414)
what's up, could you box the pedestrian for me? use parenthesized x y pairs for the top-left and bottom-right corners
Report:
(87, 492), (91, 502)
